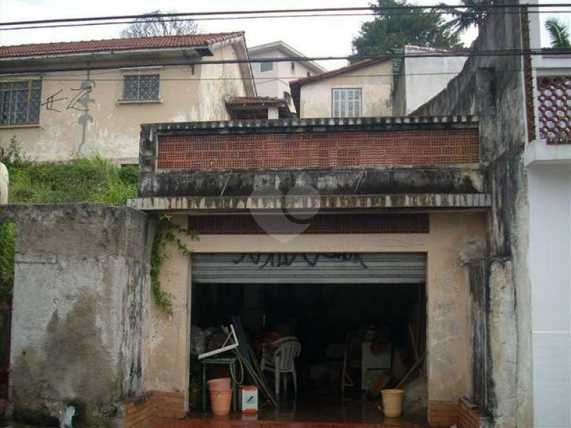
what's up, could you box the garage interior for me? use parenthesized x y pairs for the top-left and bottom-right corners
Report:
(189, 253), (428, 424)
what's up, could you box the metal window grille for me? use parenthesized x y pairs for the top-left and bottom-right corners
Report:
(332, 88), (362, 118)
(0, 80), (42, 126)
(123, 74), (160, 101)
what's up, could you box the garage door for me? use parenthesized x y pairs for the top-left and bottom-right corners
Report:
(192, 253), (426, 284)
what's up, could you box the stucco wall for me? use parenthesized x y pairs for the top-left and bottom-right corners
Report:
(147, 211), (487, 411)
(0, 44), (248, 164)
(8, 205), (152, 427)
(414, 2), (531, 426)
(299, 60), (393, 118)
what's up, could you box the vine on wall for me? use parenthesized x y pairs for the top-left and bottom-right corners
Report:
(150, 215), (199, 314)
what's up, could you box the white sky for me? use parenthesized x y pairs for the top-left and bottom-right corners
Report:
(1, 0), (570, 70)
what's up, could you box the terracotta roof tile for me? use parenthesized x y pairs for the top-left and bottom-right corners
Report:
(0, 32), (244, 59)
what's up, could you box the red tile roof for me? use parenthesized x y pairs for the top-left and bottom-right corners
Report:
(0, 32), (244, 59)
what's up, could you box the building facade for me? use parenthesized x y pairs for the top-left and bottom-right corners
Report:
(248, 41), (325, 108)
(0, 33), (256, 164)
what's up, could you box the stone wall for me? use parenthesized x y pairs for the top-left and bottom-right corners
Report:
(7, 205), (152, 428)
(414, 1), (532, 426)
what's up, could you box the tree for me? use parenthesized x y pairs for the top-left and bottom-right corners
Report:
(352, 0), (462, 57)
(120, 10), (198, 38)
(440, 0), (494, 34)
(545, 18), (571, 48)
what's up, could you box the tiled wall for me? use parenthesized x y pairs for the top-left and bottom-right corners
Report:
(157, 129), (479, 170)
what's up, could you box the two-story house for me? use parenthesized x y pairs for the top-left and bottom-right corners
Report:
(248, 41), (325, 110)
(0, 32), (256, 164)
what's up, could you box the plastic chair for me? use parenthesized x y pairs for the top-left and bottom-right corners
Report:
(260, 337), (301, 400)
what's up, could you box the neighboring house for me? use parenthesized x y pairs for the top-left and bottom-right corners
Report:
(0, 32), (256, 164)
(290, 58), (394, 118)
(248, 41), (325, 109)
(392, 45), (467, 116)
(225, 96), (294, 119)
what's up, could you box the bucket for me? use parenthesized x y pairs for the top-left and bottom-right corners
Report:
(381, 389), (404, 418)
(208, 377), (231, 391)
(210, 389), (232, 416)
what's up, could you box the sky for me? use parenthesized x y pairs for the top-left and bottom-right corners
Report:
(1, 0), (570, 70)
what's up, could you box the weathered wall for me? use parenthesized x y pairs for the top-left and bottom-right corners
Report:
(0, 162), (7, 204)
(299, 60), (393, 118)
(414, 2), (531, 426)
(0, 43), (248, 164)
(146, 211), (487, 421)
(8, 205), (152, 427)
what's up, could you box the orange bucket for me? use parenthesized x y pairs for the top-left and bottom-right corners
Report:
(210, 389), (232, 416)
(208, 377), (231, 391)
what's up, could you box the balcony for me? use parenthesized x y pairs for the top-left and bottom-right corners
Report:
(129, 116), (490, 212)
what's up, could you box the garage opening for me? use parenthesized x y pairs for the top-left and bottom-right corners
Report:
(189, 252), (427, 424)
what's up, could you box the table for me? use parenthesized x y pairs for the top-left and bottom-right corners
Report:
(201, 357), (239, 413)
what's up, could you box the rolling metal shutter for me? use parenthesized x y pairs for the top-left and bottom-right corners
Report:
(191, 253), (426, 284)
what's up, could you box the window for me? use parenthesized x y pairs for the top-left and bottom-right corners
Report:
(0, 80), (41, 126)
(307, 72), (311, 77)
(291, 62), (296, 72)
(260, 62), (273, 72)
(123, 74), (160, 101)
(332, 88), (362, 118)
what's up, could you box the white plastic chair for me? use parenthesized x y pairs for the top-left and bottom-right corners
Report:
(260, 337), (301, 400)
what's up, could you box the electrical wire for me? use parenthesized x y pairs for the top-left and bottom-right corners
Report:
(2, 8), (570, 32)
(0, 3), (569, 29)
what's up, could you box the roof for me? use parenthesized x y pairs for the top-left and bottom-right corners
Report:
(289, 57), (391, 114)
(0, 32), (244, 59)
(225, 96), (294, 119)
(248, 40), (326, 74)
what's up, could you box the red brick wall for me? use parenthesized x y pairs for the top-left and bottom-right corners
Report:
(157, 129), (479, 170)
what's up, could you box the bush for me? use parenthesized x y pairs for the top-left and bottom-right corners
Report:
(6, 157), (138, 206)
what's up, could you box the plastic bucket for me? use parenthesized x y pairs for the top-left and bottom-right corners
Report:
(381, 389), (404, 418)
(208, 377), (231, 391)
(210, 389), (232, 416)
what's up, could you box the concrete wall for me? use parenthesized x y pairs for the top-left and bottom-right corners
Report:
(528, 165), (571, 428)
(299, 60), (393, 118)
(0, 44), (249, 164)
(0, 162), (7, 204)
(393, 49), (467, 116)
(414, 2), (532, 426)
(147, 211), (487, 415)
(8, 205), (152, 427)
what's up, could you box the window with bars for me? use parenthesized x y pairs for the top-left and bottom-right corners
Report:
(122, 74), (160, 101)
(0, 80), (42, 126)
(332, 88), (362, 118)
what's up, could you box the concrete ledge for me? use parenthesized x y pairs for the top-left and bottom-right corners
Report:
(525, 139), (571, 166)
(128, 193), (491, 212)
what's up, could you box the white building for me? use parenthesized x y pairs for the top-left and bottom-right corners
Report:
(248, 41), (325, 109)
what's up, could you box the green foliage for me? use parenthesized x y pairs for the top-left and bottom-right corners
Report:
(4, 155), (137, 206)
(352, 0), (462, 57)
(0, 222), (15, 300)
(439, 0), (494, 34)
(546, 18), (571, 49)
(150, 215), (199, 314)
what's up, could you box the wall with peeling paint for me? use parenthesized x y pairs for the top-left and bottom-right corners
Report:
(146, 211), (487, 414)
(8, 205), (152, 428)
(0, 43), (249, 164)
(414, 2), (531, 426)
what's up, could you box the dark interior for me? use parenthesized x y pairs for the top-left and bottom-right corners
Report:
(190, 281), (427, 422)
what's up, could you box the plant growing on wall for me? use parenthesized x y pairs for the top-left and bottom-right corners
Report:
(150, 215), (199, 314)
(0, 222), (15, 299)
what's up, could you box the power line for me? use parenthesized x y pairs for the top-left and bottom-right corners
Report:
(3, 8), (570, 32)
(1, 3), (569, 28)
(0, 49), (568, 76)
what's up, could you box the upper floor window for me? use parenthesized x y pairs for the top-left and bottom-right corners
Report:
(123, 74), (160, 101)
(260, 62), (273, 72)
(291, 62), (296, 72)
(0, 80), (42, 126)
(332, 88), (362, 118)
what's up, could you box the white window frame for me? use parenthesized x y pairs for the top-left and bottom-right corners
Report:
(332, 88), (362, 118)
